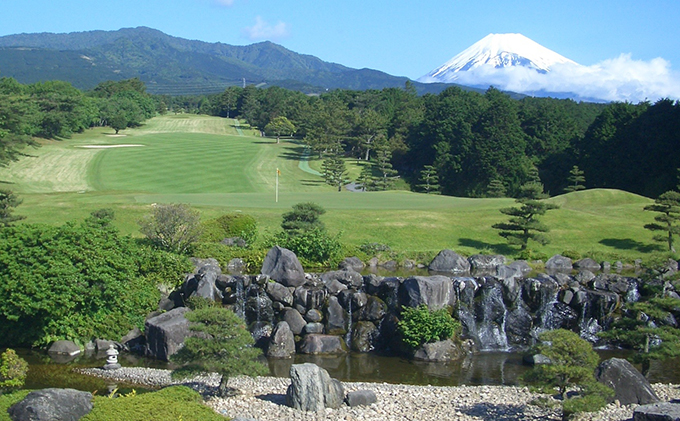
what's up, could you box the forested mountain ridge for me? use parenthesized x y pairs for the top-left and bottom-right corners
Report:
(0, 27), (467, 96)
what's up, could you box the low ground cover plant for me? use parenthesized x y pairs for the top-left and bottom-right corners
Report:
(397, 305), (461, 350)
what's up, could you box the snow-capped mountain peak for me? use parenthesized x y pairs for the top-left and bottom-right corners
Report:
(418, 33), (579, 83)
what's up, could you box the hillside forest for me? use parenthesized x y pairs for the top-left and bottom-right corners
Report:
(1, 77), (679, 199)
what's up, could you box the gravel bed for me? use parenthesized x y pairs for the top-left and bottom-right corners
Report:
(77, 367), (680, 421)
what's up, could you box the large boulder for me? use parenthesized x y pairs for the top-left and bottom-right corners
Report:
(633, 402), (680, 421)
(299, 334), (347, 354)
(286, 363), (344, 411)
(399, 276), (456, 310)
(321, 269), (363, 289)
(574, 258), (601, 272)
(267, 322), (296, 359)
(265, 281), (294, 306)
(325, 296), (347, 335)
(261, 246), (306, 287)
(595, 358), (660, 405)
(145, 307), (193, 361)
(468, 254), (506, 273)
(345, 390), (377, 407)
(412, 339), (463, 362)
(8, 388), (93, 421)
(545, 255), (573, 272)
(350, 321), (380, 353)
(428, 249), (470, 273)
(338, 257), (365, 272)
(48, 340), (81, 356)
(281, 308), (307, 335)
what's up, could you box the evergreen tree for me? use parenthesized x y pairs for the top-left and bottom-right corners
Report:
(565, 165), (586, 193)
(492, 180), (559, 250)
(486, 178), (507, 198)
(281, 202), (326, 234)
(356, 162), (376, 191)
(0, 189), (25, 227)
(264, 116), (296, 144)
(171, 307), (268, 397)
(600, 296), (680, 376)
(321, 155), (350, 192)
(644, 190), (680, 252)
(417, 165), (440, 194)
(373, 142), (399, 191)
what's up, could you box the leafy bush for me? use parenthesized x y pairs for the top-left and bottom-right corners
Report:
(80, 386), (226, 421)
(397, 305), (461, 350)
(0, 390), (30, 420)
(200, 213), (258, 246)
(267, 228), (342, 266)
(0, 220), (165, 347)
(137, 247), (192, 289)
(359, 242), (391, 255)
(193, 243), (267, 273)
(138, 203), (202, 254)
(561, 249), (582, 261)
(0, 349), (28, 393)
(516, 248), (548, 261)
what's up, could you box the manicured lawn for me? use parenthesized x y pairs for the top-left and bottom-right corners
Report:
(0, 114), (661, 262)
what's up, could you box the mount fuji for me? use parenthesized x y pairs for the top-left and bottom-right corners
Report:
(419, 33), (578, 83)
(417, 33), (604, 100)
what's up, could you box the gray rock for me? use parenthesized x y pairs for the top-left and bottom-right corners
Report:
(286, 363), (344, 411)
(325, 296), (347, 335)
(633, 402), (680, 421)
(351, 321), (380, 353)
(299, 334), (347, 354)
(428, 249), (471, 273)
(507, 260), (533, 274)
(261, 246), (306, 287)
(8, 388), (93, 421)
(345, 390), (378, 407)
(545, 255), (573, 272)
(282, 308), (307, 335)
(227, 258), (246, 272)
(322, 269), (363, 289)
(338, 256), (365, 271)
(574, 258), (601, 271)
(221, 237), (247, 247)
(48, 340), (81, 356)
(496, 265), (522, 282)
(304, 308), (323, 323)
(412, 339), (463, 362)
(303, 322), (325, 334)
(265, 281), (294, 306)
(145, 307), (193, 361)
(359, 296), (387, 322)
(267, 322), (296, 359)
(523, 354), (552, 365)
(120, 327), (145, 353)
(596, 358), (660, 405)
(468, 254), (506, 271)
(399, 276), (456, 311)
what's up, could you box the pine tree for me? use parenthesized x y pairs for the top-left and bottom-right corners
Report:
(486, 178), (507, 198)
(0, 190), (26, 227)
(373, 144), (399, 191)
(171, 307), (268, 397)
(356, 162), (376, 191)
(644, 190), (680, 252)
(565, 165), (586, 193)
(417, 165), (440, 194)
(492, 180), (559, 250)
(321, 155), (350, 192)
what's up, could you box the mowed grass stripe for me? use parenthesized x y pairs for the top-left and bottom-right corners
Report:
(90, 133), (264, 193)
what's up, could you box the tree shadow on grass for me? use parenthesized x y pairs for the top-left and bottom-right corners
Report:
(458, 238), (516, 256)
(458, 403), (559, 421)
(301, 179), (325, 186)
(599, 238), (663, 253)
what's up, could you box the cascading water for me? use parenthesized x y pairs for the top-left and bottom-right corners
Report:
(345, 298), (353, 350)
(234, 279), (246, 321)
(531, 285), (559, 338)
(460, 282), (509, 351)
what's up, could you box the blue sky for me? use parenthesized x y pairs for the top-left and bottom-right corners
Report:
(1, 0), (679, 99)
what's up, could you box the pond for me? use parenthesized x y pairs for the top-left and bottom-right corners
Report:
(16, 348), (680, 393)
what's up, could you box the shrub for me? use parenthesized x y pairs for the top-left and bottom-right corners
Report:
(200, 213), (258, 246)
(561, 249), (582, 261)
(359, 242), (391, 255)
(193, 243), (267, 273)
(267, 228), (342, 266)
(138, 203), (202, 254)
(0, 349), (28, 393)
(397, 305), (461, 350)
(0, 221), (163, 347)
(80, 386), (225, 421)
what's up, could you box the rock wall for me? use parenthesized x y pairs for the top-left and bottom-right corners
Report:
(152, 250), (667, 361)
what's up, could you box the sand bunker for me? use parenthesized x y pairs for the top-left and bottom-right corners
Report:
(78, 144), (145, 149)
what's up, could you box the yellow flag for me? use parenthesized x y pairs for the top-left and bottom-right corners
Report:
(277, 168), (281, 175)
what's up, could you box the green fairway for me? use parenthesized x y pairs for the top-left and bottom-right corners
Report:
(0, 114), (662, 262)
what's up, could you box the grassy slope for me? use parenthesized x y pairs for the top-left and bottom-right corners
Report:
(0, 114), (660, 262)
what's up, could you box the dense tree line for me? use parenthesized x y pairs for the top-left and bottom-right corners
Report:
(2, 76), (678, 199)
(0, 77), (159, 168)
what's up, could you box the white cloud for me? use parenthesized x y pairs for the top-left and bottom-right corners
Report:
(452, 54), (680, 102)
(242, 16), (290, 42)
